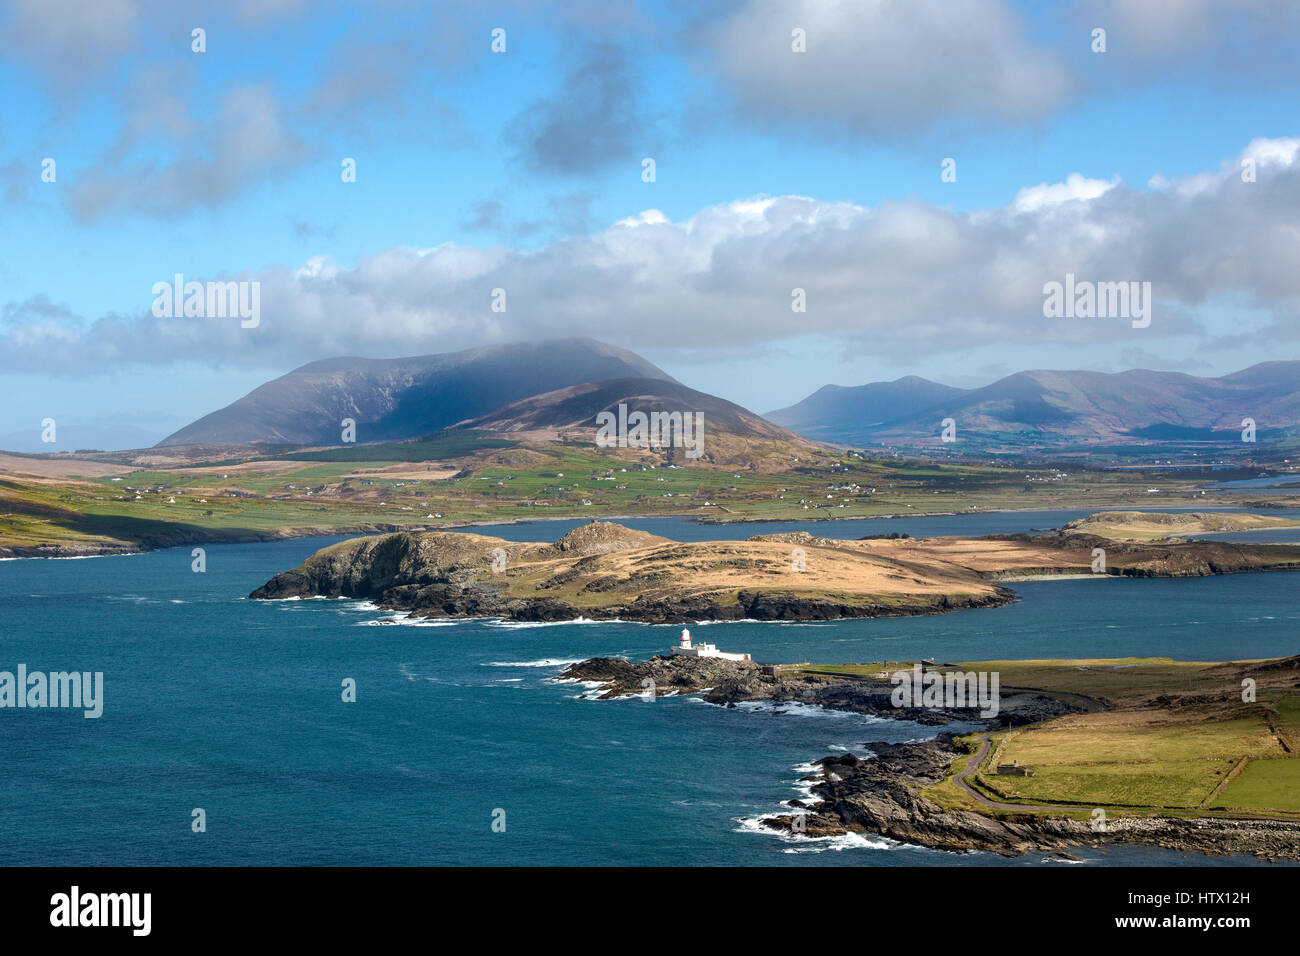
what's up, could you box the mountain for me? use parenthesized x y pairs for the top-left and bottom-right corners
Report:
(766, 376), (965, 444)
(461, 377), (796, 439)
(770, 362), (1300, 452)
(158, 339), (676, 447)
(457, 376), (811, 464)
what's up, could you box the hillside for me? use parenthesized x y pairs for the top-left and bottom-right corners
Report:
(454, 376), (812, 465)
(1059, 510), (1300, 541)
(766, 376), (964, 444)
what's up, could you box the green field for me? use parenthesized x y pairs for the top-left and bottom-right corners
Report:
(1210, 758), (1300, 813)
(2, 437), (1294, 556)
(983, 716), (1280, 809)
(276, 429), (517, 462)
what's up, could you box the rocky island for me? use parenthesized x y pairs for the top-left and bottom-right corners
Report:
(248, 516), (1300, 623)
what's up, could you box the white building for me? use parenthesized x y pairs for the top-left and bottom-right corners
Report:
(669, 628), (751, 661)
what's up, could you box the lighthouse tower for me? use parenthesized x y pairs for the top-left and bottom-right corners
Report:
(669, 627), (750, 661)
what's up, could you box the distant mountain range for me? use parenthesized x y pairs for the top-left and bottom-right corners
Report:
(767, 362), (1300, 452)
(159, 338), (675, 447)
(764, 376), (964, 444)
(156, 337), (1299, 458)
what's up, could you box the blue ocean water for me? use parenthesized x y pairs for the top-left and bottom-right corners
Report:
(1208, 475), (1300, 492)
(2, 513), (1297, 867)
(450, 505), (1263, 542)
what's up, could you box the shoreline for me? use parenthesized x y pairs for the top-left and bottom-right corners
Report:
(762, 736), (1300, 861)
(7, 499), (1294, 562)
(557, 654), (1300, 861)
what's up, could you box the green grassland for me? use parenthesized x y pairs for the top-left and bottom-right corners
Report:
(803, 657), (1222, 700)
(982, 715), (1280, 809)
(1209, 758), (1300, 812)
(276, 429), (518, 462)
(0, 437), (1290, 556)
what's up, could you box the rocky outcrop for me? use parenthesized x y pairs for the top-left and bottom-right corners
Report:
(558, 655), (1080, 727)
(560, 655), (761, 697)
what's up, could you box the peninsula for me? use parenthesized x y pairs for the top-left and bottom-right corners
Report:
(248, 516), (1300, 623)
(558, 652), (1300, 860)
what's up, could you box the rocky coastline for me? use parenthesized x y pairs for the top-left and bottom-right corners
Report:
(557, 655), (1300, 861)
(765, 738), (1300, 861)
(558, 654), (1078, 725)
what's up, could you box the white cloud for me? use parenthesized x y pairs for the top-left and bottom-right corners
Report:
(1012, 174), (1120, 213)
(4, 138), (1300, 373)
(1243, 136), (1300, 167)
(615, 209), (669, 228)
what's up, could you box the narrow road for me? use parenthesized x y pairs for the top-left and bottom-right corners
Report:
(952, 733), (1092, 812)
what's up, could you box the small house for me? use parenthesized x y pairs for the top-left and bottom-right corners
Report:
(996, 759), (1034, 777)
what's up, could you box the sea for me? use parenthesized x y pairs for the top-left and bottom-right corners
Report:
(2, 507), (1297, 866)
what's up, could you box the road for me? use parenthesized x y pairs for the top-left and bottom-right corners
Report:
(952, 733), (1091, 813)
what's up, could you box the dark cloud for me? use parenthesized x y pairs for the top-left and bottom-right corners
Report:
(66, 84), (307, 222)
(506, 42), (649, 175)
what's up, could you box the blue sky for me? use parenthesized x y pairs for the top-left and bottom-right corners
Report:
(2, 0), (1299, 449)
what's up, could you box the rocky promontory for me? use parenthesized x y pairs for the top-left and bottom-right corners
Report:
(762, 737), (1300, 861)
(248, 518), (1300, 623)
(560, 652), (1300, 861)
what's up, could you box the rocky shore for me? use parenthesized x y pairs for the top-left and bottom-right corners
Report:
(557, 654), (1300, 861)
(764, 738), (1300, 861)
(558, 654), (1078, 726)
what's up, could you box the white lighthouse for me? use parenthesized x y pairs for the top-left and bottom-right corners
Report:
(669, 628), (751, 661)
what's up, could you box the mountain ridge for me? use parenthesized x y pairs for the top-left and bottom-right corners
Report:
(768, 361), (1300, 450)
